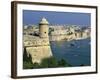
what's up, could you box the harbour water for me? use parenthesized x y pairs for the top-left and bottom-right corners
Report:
(50, 38), (91, 67)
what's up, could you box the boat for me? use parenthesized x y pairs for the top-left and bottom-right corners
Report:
(70, 42), (76, 47)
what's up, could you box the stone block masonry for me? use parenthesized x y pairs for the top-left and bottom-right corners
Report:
(26, 46), (52, 64)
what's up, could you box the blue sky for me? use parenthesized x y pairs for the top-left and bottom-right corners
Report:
(23, 10), (91, 26)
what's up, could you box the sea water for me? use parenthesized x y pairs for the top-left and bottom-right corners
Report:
(50, 38), (91, 66)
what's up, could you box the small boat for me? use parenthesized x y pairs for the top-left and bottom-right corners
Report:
(70, 43), (75, 46)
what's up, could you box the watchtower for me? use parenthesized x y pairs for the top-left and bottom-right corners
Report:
(39, 17), (49, 38)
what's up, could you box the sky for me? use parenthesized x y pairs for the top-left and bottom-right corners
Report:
(23, 10), (91, 27)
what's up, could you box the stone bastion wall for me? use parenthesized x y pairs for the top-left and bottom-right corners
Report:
(24, 35), (53, 64)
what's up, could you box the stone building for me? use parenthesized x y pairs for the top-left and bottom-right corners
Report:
(23, 18), (53, 64)
(39, 17), (49, 38)
(49, 26), (90, 41)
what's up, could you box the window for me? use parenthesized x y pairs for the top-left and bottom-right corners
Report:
(44, 32), (46, 34)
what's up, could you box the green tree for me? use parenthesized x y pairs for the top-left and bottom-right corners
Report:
(23, 61), (33, 69)
(58, 59), (67, 67)
(58, 59), (72, 67)
(33, 63), (40, 68)
(23, 48), (33, 69)
(23, 48), (32, 62)
(40, 58), (49, 68)
(48, 57), (58, 67)
(40, 57), (58, 68)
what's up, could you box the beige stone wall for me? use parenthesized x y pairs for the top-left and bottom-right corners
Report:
(39, 24), (49, 38)
(49, 31), (90, 41)
(24, 38), (50, 47)
(82, 32), (90, 38)
(26, 46), (53, 64)
(49, 34), (76, 41)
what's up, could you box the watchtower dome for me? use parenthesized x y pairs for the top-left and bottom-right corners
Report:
(39, 17), (49, 38)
